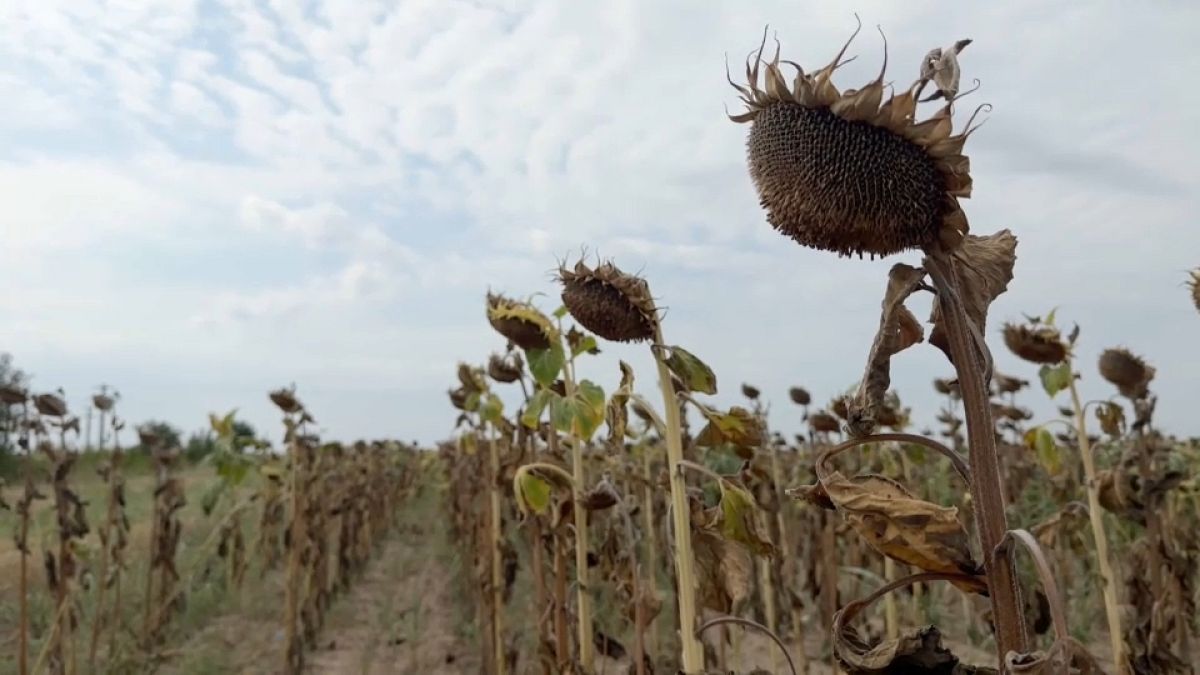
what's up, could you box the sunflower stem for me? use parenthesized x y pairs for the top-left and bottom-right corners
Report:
(650, 322), (705, 674)
(561, 354), (595, 673)
(487, 423), (506, 675)
(1066, 365), (1127, 673)
(924, 253), (1028, 662)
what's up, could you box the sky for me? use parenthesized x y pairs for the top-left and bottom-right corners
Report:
(2, 0), (1198, 448)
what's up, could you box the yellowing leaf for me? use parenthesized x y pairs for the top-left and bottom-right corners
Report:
(605, 361), (634, 449)
(1025, 427), (1062, 476)
(662, 345), (718, 395)
(521, 388), (552, 429)
(695, 406), (764, 457)
(515, 471), (552, 515)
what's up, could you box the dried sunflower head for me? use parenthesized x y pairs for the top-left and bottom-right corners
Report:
(92, 394), (116, 412)
(742, 383), (761, 400)
(808, 411), (841, 433)
(1002, 323), (1068, 364)
(269, 387), (304, 414)
(34, 392), (68, 417)
(729, 24), (983, 258)
(0, 385), (28, 406)
(1098, 348), (1155, 400)
(788, 386), (811, 406)
(486, 293), (556, 350)
(487, 353), (522, 384)
(557, 259), (656, 343)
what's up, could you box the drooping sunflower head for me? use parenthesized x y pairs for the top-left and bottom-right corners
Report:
(1002, 323), (1068, 365)
(788, 386), (811, 406)
(729, 22), (983, 258)
(557, 259), (657, 343)
(1098, 348), (1155, 400)
(486, 293), (556, 351)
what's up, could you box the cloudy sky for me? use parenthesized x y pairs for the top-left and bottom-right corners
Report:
(3, 0), (1197, 447)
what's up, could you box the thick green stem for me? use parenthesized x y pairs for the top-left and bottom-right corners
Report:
(652, 327), (704, 673)
(1066, 370), (1126, 673)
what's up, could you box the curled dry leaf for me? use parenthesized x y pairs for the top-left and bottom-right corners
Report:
(848, 263), (927, 437)
(1095, 401), (1125, 438)
(928, 230), (1017, 369)
(835, 622), (996, 675)
(820, 470), (988, 595)
(1005, 638), (1104, 674)
(605, 361), (634, 449)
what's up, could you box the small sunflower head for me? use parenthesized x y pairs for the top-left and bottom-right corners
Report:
(808, 411), (841, 433)
(741, 384), (761, 401)
(1002, 323), (1068, 365)
(34, 392), (68, 417)
(729, 23), (982, 258)
(487, 353), (523, 384)
(486, 293), (556, 351)
(0, 384), (28, 406)
(788, 386), (811, 406)
(1098, 348), (1155, 400)
(557, 259), (657, 343)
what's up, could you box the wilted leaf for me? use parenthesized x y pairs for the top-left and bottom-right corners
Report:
(573, 380), (606, 440)
(694, 406), (765, 457)
(929, 231), (1017, 366)
(1038, 362), (1072, 399)
(662, 345), (717, 395)
(821, 471), (987, 595)
(200, 481), (226, 516)
(605, 361), (634, 448)
(526, 343), (565, 388)
(1095, 402), (1125, 438)
(834, 622), (994, 675)
(692, 528), (752, 614)
(717, 478), (774, 556)
(848, 263), (926, 437)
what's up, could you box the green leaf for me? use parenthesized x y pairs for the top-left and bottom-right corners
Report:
(718, 478), (774, 556)
(1024, 427), (1062, 476)
(480, 393), (504, 425)
(516, 471), (552, 515)
(550, 393), (574, 434)
(464, 390), (482, 413)
(572, 380), (606, 440)
(521, 388), (552, 429)
(553, 305), (568, 319)
(1038, 362), (1073, 398)
(663, 346), (718, 395)
(526, 343), (565, 388)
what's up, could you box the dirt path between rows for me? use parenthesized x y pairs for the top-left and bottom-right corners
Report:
(302, 521), (480, 674)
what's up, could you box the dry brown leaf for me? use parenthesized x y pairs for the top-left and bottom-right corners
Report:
(847, 264), (927, 438)
(822, 471), (988, 595)
(1005, 638), (1104, 674)
(929, 230), (1017, 368)
(835, 623), (997, 674)
(692, 527), (752, 614)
